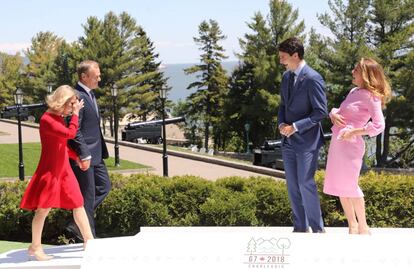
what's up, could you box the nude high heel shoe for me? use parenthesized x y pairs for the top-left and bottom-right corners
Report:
(359, 226), (371, 235)
(349, 225), (359, 234)
(28, 245), (53, 261)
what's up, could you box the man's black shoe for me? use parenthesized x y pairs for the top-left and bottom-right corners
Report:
(65, 222), (84, 243)
(292, 228), (310, 233)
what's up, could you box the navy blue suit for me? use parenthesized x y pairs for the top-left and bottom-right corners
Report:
(277, 64), (327, 232)
(68, 83), (111, 236)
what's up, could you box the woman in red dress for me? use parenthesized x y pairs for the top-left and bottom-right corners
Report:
(20, 85), (93, 261)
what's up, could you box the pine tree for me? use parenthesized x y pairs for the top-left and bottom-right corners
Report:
(77, 12), (167, 134)
(224, 0), (305, 148)
(124, 26), (169, 122)
(185, 19), (228, 150)
(368, 0), (414, 167)
(314, 0), (414, 167)
(316, 0), (372, 107)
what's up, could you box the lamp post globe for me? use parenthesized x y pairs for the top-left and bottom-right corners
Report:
(14, 88), (25, 180)
(47, 83), (53, 94)
(159, 87), (168, 177)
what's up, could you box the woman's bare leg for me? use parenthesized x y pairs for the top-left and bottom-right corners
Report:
(29, 208), (53, 260)
(350, 197), (370, 234)
(339, 197), (359, 234)
(73, 207), (94, 248)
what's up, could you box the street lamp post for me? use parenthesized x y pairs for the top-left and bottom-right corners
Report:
(111, 84), (120, 167)
(14, 88), (24, 181)
(244, 122), (250, 154)
(159, 87), (168, 177)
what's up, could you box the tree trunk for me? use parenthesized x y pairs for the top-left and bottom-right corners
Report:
(204, 121), (210, 150)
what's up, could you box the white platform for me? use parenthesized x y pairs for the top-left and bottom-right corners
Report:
(1, 227), (413, 269)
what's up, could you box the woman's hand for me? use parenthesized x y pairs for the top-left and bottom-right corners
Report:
(330, 113), (346, 127)
(338, 128), (356, 141)
(72, 99), (84, 116)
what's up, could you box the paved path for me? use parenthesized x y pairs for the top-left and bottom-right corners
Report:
(0, 120), (273, 180)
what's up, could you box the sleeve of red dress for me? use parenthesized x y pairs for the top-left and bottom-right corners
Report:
(44, 114), (79, 139)
(364, 95), (385, 137)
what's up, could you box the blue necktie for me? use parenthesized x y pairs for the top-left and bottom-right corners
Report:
(287, 72), (296, 101)
(89, 91), (99, 115)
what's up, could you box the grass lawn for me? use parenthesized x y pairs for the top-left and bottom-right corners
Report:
(0, 240), (30, 254)
(0, 241), (54, 254)
(152, 144), (252, 164)
(0, 143), (148, 178)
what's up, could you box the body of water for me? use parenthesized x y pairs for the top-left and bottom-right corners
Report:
(161, 61), (238, 102)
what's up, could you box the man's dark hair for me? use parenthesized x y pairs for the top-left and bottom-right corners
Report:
(278, 37), (304, 59)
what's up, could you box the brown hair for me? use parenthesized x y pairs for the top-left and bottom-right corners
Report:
(77, 60), (99, 80)
(357, 58), (392, 107)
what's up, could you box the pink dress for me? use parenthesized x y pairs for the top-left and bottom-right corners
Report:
(323, 88), (385, 197)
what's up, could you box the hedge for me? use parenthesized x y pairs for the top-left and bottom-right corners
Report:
(0, 171), (413, 244)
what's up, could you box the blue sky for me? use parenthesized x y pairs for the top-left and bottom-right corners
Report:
(0, 0), (330, 64)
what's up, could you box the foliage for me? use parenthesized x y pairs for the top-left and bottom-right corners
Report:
(312, 0), (414, 167)
(23, 31), (65, 104)
(223, 0), (305, 148)
(0, 53), (24, 110)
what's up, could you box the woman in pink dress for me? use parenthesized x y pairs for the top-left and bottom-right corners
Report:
(20, 85), (93, 261)
(323, 58), (392, 234)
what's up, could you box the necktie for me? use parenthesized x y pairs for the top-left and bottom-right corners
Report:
(89, 91), (99, 115)
(287, 71), (296, 101)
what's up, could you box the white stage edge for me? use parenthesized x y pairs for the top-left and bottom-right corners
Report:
(1, 227), (413, 269)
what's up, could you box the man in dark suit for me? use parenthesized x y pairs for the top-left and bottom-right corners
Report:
(277, 37), (327, 233)
(67, 60), (111, 239)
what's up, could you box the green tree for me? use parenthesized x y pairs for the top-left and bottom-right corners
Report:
(311, 0), (414, 168)
(184, 19), (228, 150)
(124, 26), (169, 122)
(77, 12), (167, 135)
(24, 31), (64, 104)
(368, 0), (414, 167)
(0, 53), (24, 109)
(224, 0), (305, 148)
(316, 0), (372, 107)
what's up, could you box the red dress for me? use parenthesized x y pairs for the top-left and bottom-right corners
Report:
(20, 112), (84, 210)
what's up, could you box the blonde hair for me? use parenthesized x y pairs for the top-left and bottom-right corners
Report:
(357, 58), (392, 107)
(45, 85), (77, 113)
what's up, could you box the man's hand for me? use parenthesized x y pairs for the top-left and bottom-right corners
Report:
(279, 123), (296, 138)
(79, 159), (91, 171)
